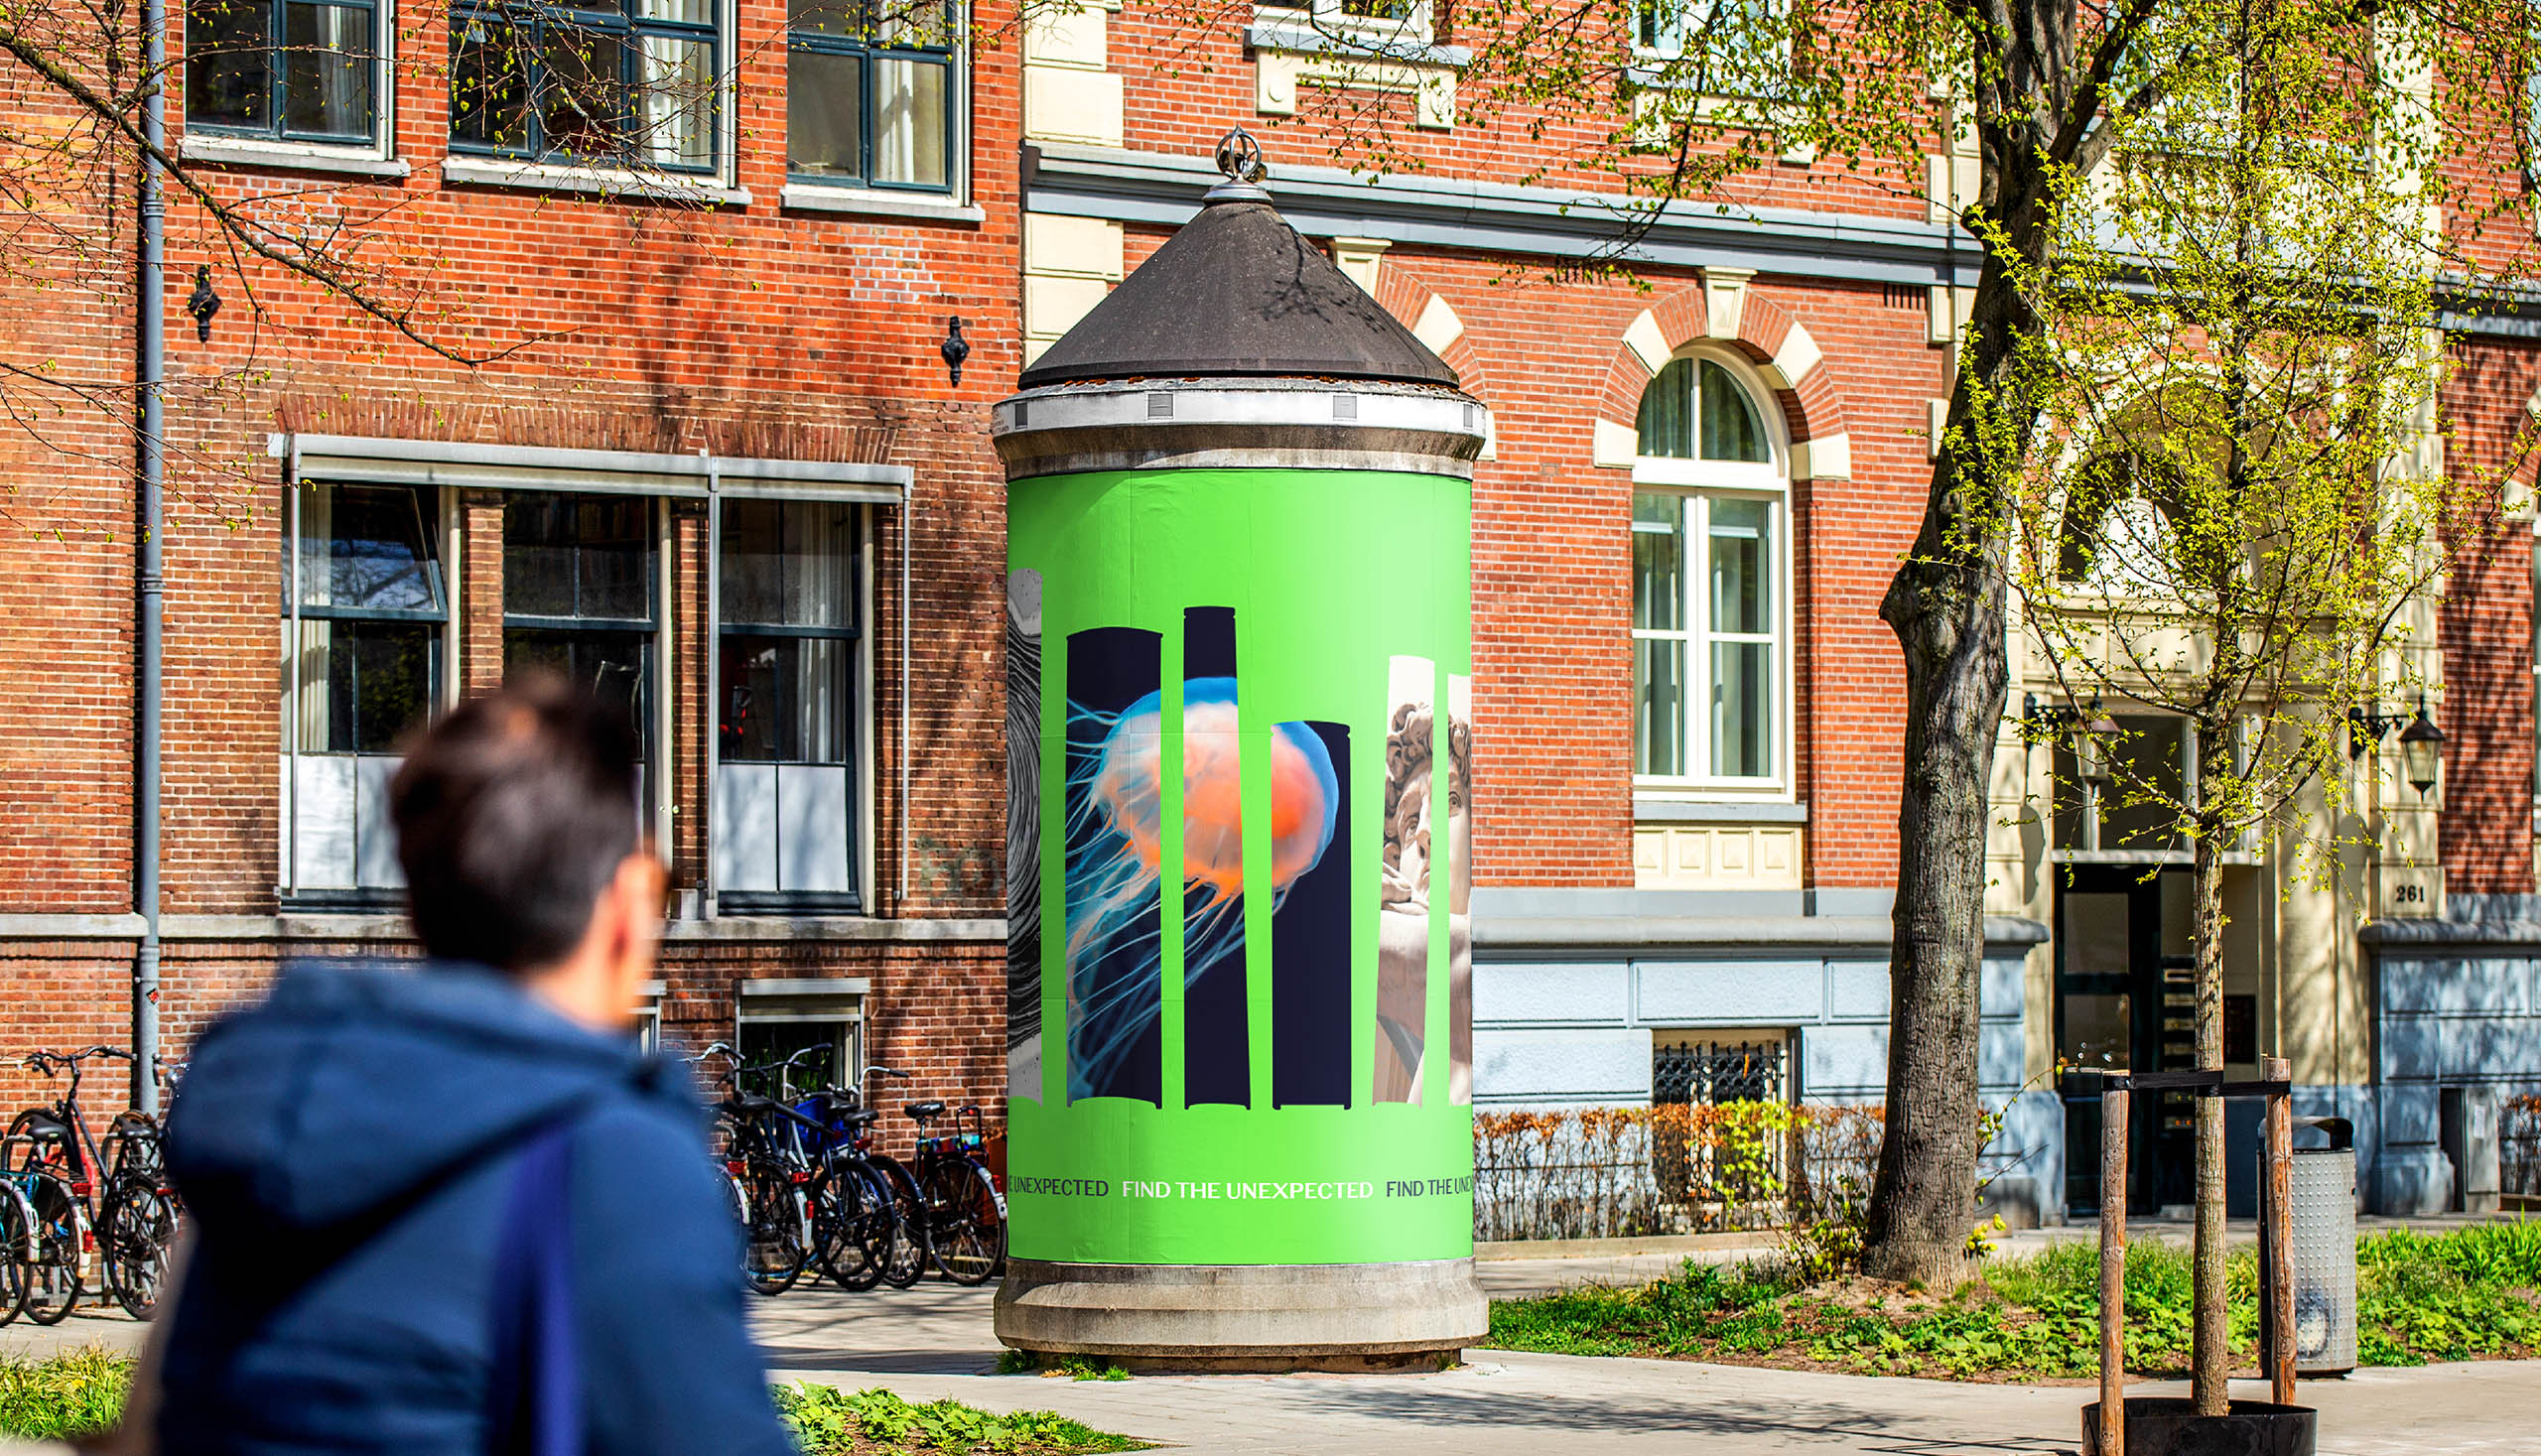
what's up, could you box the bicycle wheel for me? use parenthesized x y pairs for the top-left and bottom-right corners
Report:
(100, 1179), (179, 1320)
(21, 1176), (79, 1326)
(740, 1169), (808, 1297)
(0, 1185), (32, 1327)
(921, 1157), (1007, 1286)
(811, 1167), (887, 1293)
(869, 1156), (928, 1288)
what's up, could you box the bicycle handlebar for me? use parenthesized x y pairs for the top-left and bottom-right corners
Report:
(862, 1065), (911, 1082)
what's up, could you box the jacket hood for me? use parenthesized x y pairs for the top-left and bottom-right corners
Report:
(168, 963), (679, 1238)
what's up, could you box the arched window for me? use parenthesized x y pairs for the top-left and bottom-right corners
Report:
(1630, 351), (1788, 788)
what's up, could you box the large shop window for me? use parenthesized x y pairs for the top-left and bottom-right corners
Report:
(714, 498), (866, 909)
(786, 0), (958, 193)
(503, 492), (659, 815)
(282, 481), (446, 898)
(186, 0), (382, 144)
(451, 0), (720, 172)
(1632, 354), (1788, 790)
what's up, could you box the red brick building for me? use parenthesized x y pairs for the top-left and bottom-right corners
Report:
(4, 1), (2539, 1213)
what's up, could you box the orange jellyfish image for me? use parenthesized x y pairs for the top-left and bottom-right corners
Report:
(1064, 674), (1337, 1104)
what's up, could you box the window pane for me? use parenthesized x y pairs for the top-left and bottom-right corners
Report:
(786, 48), (864, 179)
(871, 59), (946, 187)
(537, 23), (632, 160)
(187, 0), (274, 128)
(574, 496), (652, 618)
(721, 635), (854, 764)
(1632, 491), (1683, 632)
(789, 0), (866, 37)
(1636, 357), (1693, 459)
(1709, 640), (1771, 777)
(505, 628), (650, 726)
(633, 0), (713, 23)
(451, 14), (530, 151)
(299, 482), (439, 612)
(781, 501), (856, 628)
(722, 499), (785, 623)
(1708, 497), (1771, 635)
(282, 2), (373, 137)
(503, 494), (579, 616)
(1635, 638), (1684, 777)
(321, 621), (435, 753)
(504, 493), (652, 621)
(876, 0), (955, 47)
(1699, 359), (1771, 463)
(636, 33), (712, 168)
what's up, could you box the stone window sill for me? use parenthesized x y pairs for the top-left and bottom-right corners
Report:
(179, 135), (411, 179)
(1634, 797), (1807, 825)
(440, 156), (751, 207)
(779, 184), (985, 224)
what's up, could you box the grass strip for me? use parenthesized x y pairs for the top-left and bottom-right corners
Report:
(0, 1354), (1141, 1454)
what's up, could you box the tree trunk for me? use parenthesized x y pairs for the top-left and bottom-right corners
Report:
(1864, 281), (2019, 1287)
(2191, 792), (2230, 1413)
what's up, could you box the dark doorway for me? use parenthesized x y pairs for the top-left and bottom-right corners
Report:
(2057, 865), (2198, 1216)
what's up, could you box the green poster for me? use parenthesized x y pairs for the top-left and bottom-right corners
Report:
(1004, 465), (1476, 1266)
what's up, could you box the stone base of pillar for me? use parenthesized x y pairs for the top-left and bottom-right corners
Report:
(993, 1257), (1488, 1372)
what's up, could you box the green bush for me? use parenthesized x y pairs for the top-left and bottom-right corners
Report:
(0, 1350), (131, 1441)
(774, 1384), (1139, 1454)
(1485, 1222), (2541, 1381)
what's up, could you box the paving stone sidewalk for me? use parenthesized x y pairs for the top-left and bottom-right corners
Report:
(13, 1251), (2537, 1454)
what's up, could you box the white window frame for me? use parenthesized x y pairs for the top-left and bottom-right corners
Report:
(1632, 0), (1789, 87)
(439, 0), (750, 196)
(179, 0), (402, 166)
(1257, 0), (1434, 51)
(779, 0), (973, 210)
(708, 489), (878, 913)
(735, 979), (869, 1100)
(1631, 347), (1795, 802)
(277, 474), (451, 901)
(266, 434), (907, 911)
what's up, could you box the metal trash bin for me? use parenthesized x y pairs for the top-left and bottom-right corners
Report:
(2259, 1117), (2356, 1377)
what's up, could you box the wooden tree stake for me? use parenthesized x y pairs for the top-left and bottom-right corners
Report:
(2098, 1083), (2130, 1456)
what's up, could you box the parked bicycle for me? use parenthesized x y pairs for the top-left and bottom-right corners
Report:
(700, 1043), (903, 1297)
(4, 1046), (182, 1322)
(904, 1099), (1006, 1285)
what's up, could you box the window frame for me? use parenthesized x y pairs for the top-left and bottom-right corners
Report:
(183, 0), (396, 153)
(709, 490), (877, 915)
(1632, 0), (1790, 95)
(784, 0), (967, 199)
(1255, 0), (1435, 49)
(279, 477), (449, 905)
(448, 0), (726, 176)
(1630, 347), (1795, 801)
(734, 982), (869, 1101)
(498, 489), (668, 834)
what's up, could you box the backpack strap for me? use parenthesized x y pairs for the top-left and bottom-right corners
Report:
(484, 1120), (584, 1456)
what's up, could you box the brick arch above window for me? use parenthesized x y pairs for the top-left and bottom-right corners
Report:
(1369, 265), (1495, 420)
(1592, 273), (1850, 480)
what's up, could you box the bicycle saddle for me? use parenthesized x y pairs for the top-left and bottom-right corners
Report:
(903, 1101), (946, 1121)
(841, 1110), (881, 1128)
(10, 1110), (66, 1143)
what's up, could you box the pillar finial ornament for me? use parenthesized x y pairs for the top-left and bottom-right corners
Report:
(1204, 128), (1272, 203)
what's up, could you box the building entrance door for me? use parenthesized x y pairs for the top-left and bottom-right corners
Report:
(2057, 865), (2198, 1216)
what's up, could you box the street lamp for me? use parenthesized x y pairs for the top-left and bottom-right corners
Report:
(2346, 697), (2445, 797)
(2397, 700), (2445, 797)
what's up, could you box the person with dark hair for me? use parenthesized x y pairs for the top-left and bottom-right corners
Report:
(146, 677), (796, 1456)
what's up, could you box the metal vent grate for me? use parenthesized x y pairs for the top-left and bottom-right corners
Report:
(1333, 393), (1358, 421)
(1146, 392), (1173, 419)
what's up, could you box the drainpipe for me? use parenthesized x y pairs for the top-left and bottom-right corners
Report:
(133, 0), (168, 1116)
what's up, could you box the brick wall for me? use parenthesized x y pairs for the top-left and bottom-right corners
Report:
(2439, 337), (2541, 896)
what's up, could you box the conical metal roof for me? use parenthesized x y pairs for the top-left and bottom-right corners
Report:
(1016, 142), (1460, 391)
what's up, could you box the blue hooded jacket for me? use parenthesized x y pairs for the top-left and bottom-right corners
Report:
(157, 963), (799, 1456)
